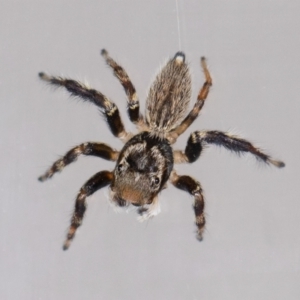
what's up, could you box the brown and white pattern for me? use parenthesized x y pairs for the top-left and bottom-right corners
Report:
(38, 49), (284, 250)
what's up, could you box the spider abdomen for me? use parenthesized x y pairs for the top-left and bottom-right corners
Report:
(146, 52), (192, 136)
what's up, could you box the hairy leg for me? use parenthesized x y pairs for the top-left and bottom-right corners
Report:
(39, 73), (130, 141)
(63, 170), (113, 250)
(168, 57), (212, 143)
(38, 142), (119, 181)
(170, 171), (205, 240)
(101, 49), (146, 129)
(174, 130), (285, 167)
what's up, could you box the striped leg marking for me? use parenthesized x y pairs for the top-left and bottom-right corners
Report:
(186, 131), (285, 167)
(38, 142), (119, 182)
(39, 73), (129, 140)
(101, 49), (143, 125)
(168, 57), (212, 143)
(170, 171), (205, 240)
(63, 171), (113, 250)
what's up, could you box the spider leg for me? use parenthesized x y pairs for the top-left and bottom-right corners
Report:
(174, 130), (285, 167)
(168, 57), (212, 143)
(63, 170), (113, 250)
(101, 49), (146, 129)
(170, 171), (205, 240)
(39, 73), (130, 141)
(38, 142), (119, 182)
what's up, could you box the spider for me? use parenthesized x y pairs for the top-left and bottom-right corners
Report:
(38, 49), (285, 250)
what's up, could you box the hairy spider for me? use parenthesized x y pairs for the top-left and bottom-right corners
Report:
(38, 49), (284, 250)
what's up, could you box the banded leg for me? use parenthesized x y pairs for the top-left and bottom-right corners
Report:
(38, 73), (130, 141)
(168, 57), (212, 143)
(38, 142), (119, 181)
(174, 130), (285, 167)
(63, 170), (113, 250)
(101, 49), (144, 126)
(170, 171), (205, 240)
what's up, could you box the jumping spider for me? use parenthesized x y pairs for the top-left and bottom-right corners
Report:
(38, 49), (284, 250)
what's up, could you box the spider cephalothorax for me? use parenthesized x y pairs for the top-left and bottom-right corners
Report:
(111, 132), (173, 208)
(38, 49), (284, 250)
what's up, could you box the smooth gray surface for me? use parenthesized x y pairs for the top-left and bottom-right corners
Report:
(1, 1), (299, 299)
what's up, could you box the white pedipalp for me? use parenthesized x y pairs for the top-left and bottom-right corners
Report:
(137, 196), (161, 222)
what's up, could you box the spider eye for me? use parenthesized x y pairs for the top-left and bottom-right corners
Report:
(154, 177), (160, 185)
(117, 164), (123, 172)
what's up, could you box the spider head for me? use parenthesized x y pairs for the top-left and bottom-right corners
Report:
(110, 132), (173, 207)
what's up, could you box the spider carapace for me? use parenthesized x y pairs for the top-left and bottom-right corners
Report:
(38, 50), (284, 250)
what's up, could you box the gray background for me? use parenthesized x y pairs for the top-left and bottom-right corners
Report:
(1, 1), (299, 299)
